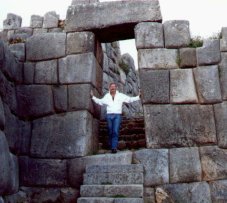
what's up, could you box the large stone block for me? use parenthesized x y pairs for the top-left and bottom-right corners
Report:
(9, 43), (25, 62)
(4, 104), (31, 155)
(8, 28), (33, 43)
(4, 187), (79, 203)
(71, 0), (99, 4)
(26, 33), (66, 61)
(138, 49), (178, 69)
(33, 28), (48, 35)
(197, 39), (221, 65)
(2, 43), (23, 83)
(200, 146), (227, 181)
(0, 72), (17, 113)
(133, 149), (169, 186)
(58, 53), (96, 85)
(16, 85), (54, 119)
(68, 151), (132, 187)
(179, 48), (197, 68)
(19, 156), (67, 186)
(52, 85), (67, 112)
(23, 62), (35, 84)
(144, 187), (155, 203)
(0, 97), (5, 130)
(43, 11), (59, 28)
(156, 182), (212, 203)
(65, 0), (162, 42)
(30, 15), (43, 28)
(3, 13), (22, 29)
(68, 84), (94, 112)
(169, 147), (201, 183)
(164, 20), (191, 48)
(8, 153), (19, 194)
(66, 32), (95, 55)
(222, 27), (227, 40)
(170, 69), (198, 103)
(210, 180), (227, 203)
(219, 53), (227, 100)
(0, 131), (11, 195)
(31, 111), (94, 158)
(139, 69), (169, 104)
(194, 65), (222, 104)
(220, 38), (227, 52)
(34, 60), (58, 84)
(144, 104), (216, 148)
(214, 102), (227, 148)
(135, 22), (164, 49)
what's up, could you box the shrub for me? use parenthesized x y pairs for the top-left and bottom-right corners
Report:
(189, 36), (203, 48)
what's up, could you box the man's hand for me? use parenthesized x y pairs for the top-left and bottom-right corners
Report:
(90, 90), (94, 98)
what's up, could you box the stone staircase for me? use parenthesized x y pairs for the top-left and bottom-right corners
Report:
(99, 117), (146, 150)
(77, 164), (144, 203)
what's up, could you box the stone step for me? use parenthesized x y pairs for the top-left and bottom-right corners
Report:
(86, 164), (143, 173)
(83, 172), (143, 185)
(77, 197), (143, 203)
(80, 185), (143, 198)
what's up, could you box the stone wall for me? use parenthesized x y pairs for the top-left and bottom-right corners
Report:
(136, 20), (227, 202)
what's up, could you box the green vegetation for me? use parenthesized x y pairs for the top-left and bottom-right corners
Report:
(176, 55), (182, 66)
(101, 182), (112, 185)
(208, 32), (221, 40)
(188, 36), (203, 48)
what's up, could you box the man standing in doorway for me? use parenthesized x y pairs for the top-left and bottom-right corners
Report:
(90, 82), (140, 153)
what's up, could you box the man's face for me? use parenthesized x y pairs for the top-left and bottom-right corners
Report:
(109, 84), (117, 94)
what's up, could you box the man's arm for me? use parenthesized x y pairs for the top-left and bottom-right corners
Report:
(122, 92), (141, 103)
(90, 90), (106, 106)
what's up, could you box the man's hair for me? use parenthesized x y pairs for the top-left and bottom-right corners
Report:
(109, 82), (117, 88)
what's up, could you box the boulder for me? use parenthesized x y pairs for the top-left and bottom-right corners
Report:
(3, 13), (22, 29)
(30, 15), (43, 28)
(179, 48), (197, 67)
(43, 11), (59, 29)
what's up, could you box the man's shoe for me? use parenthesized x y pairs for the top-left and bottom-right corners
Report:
(111, 149), (117, 154)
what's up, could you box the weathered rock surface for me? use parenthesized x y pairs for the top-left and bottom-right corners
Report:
(34, 59), (58, 84)
(66, 32), (95, 55)
(43, 11), (59, 29)
(219, 53), (227, 99)
(30, 15), (43, 28)
(170, 69), (198, 103)
(16, 85), (54, 119)
(214, 102), (227, 148)
(133, 149), (169, 186)
(139, 69), (169, 104)
(23, 62), (35, 84)
(156, 182), (212, 203)
(138, 49), (178, 69)
(200, 146), (227, 181)
(19, 156), (67, 186)
(52, 85), (67, 112)
(9, 43), (25, 62)
(169, 147), (201, 183)
(65, 0), (162, 42)
(68, 151), (133, 187)
(31, 111), (94, 158)
(193, 65), (222, 104)
(0, 97), (5, 130)
(135, 22), (164, 49)
(209, 180), (227, 203)
(59, 53), (97, 86)
(3, 13), (22, 29)
(197, 39), (221, 65)
(179, 48), (197, 67)
(164, 20), (191, 48)
(26, 33), (66, 61)
(144, 104), (216, 148)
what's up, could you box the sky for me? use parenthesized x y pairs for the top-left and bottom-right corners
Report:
(1, 0), (227, 68)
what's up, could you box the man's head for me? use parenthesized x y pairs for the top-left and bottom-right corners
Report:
(109, 83), (117, 95)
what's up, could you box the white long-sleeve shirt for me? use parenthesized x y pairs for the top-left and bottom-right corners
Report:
(92, 91), (140, 114)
